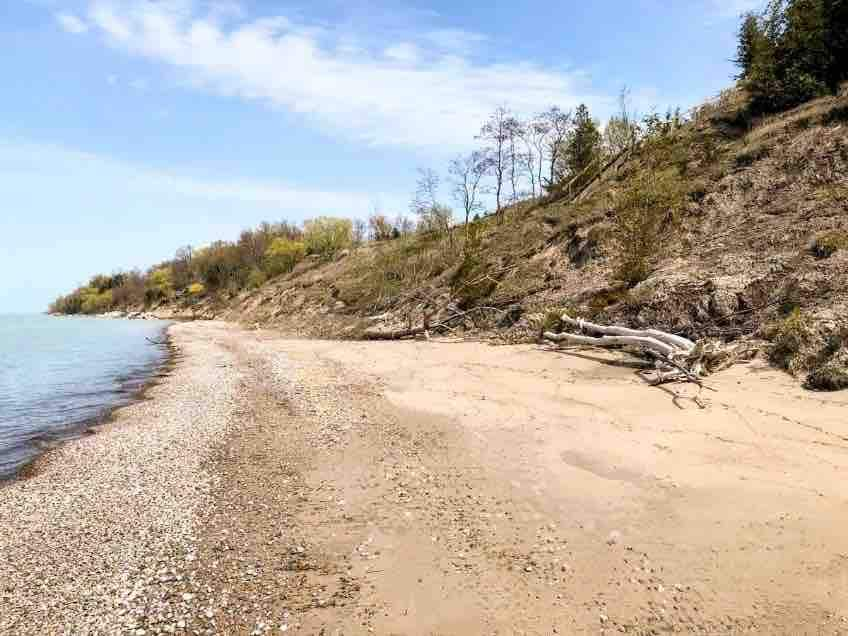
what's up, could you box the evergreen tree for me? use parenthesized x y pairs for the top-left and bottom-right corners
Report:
(559, 104), (602, 188)
(737, 0), (848, 113)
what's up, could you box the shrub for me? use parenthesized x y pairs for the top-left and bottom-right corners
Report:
(247, 268), (267, 290)
(768, 308), (815, 374)
(805, 363), (848, 390)
(611, 169), (686, 286)
(79, 287), (113, 314)
(809, 230), (848, 258)
(303, 217), (352, 258)
(264, 237), (306, 276)
(145, 267), (174, 303)
(187, 282), (206, 296)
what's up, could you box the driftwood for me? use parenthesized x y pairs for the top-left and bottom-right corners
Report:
(363, 306), (508, 340)
(542, 312), (748, 388)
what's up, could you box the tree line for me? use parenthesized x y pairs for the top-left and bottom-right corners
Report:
(736, 0), (848, 113)
(51, 1), (841, 316)
(50, 96), (648, 315)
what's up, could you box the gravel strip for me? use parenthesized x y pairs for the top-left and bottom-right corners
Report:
(0, 322), (241, 635)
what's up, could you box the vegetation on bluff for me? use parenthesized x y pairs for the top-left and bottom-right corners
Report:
(50, 0), (848, 389)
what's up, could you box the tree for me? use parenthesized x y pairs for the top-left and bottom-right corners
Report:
(559, 104), (602, 188)
(504, 115), (524, 204)
(411, 168), (454, 246)
(537, 106), (572, 189)
(265, 237), (306, 275)
(352, 218), (367, 245)
(449, 151), (489, 235)
(520, 117), (548, 197)
(368, 214), (395, 241)
(303, 217), (353, 257)
(735, 0), (847, 113)
(735, 12), (767, 79)
(604, 87), (640, 156)
(171, 245), (193, 290)
(145, 267), (174, 303)
(394, 214), (415, 237)
(478, 106), (512, 218)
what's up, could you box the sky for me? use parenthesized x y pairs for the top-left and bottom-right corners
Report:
(0, 0), (761, 313)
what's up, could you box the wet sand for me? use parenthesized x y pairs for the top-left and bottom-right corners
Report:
(2, 321), (848, 634)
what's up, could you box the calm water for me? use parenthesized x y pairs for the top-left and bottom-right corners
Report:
(0, 314), (170, 479)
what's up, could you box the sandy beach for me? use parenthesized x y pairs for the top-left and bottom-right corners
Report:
(2, 321), (848, 635)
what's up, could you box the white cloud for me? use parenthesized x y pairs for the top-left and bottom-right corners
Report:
(82, 0), (607, 151)
(55, 12), (89, 34)
(384, 42), (419, 64)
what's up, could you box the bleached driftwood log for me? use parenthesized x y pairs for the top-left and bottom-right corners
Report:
(542, 313), (725, 386)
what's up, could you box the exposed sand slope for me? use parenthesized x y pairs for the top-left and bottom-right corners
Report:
(2, 321), (848, 635)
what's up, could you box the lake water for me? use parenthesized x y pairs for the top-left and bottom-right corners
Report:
(0, 314), (170, 480)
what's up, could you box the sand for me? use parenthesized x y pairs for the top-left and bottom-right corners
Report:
(2, 320), (848, 634)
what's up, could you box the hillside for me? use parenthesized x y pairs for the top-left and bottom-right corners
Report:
(120, 89), (845, 391)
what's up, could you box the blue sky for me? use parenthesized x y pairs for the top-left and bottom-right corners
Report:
(0, 0), (759, 312)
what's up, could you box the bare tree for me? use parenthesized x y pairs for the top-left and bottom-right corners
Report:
(520, 116), (549, 197)
(505, 115), (524, 204)
(394, 214), (415, 237)
(448, 151), (489, 235)
(352, 218), (367, 245)
(604, 87), (640, 156)
(368, 214), (394, 241)
(411, 168), (454, 247)
(478, 106), (512, 219)
(538, 106), (572, 189)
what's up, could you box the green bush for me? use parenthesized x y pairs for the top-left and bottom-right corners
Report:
(611, 169), (686, 286)
(303, 217), (352, 258)
(768, 308), (815, 374)
(264, 237), (306, 276)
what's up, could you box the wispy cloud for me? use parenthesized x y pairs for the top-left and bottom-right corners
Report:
(79, 0), (606, 151)
(0, 138), (404, 217)
(55, 12), (89, 34)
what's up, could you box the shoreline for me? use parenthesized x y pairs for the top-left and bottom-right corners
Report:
(2, 320), (176, 486)
(2, 321), (847, 634)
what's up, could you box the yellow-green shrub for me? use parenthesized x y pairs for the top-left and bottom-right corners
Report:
(264, 237), (306, 276)
(187, 282), (206, 295)
(145, 267), (174, 302)
(303, 217), (352, 258)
